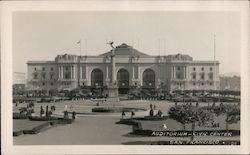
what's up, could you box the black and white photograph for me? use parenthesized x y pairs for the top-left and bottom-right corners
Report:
(1, 1), (249, 154)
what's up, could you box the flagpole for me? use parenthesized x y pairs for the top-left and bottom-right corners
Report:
(158, 38), (160, 56)
(77, 39), (82, 87)
(80, 39), (82, 57)
(85, 39), (87, 56)
(213, 34), (220, 102)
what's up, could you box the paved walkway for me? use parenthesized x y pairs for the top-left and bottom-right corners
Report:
(13, 100), (240, 145)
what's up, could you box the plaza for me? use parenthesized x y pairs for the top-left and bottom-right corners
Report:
(13, 99), (240, 145)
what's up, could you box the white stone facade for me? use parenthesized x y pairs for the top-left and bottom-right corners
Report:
(27, 43), (219, 92)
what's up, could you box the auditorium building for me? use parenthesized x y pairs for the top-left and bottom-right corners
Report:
(27, 43), (220, 94)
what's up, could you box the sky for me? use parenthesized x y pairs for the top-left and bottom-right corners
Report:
(13, 11), (240, 75)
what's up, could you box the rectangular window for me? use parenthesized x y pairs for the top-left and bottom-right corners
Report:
(193, 74), (196, 80)
(42, 67), (45, 71)
(34, 67), (36, 71)
(65, 74), (70, 79)
(201, 67), (204, 71)
(209, 74), (213, 80)
(51, 67), (54, 71)
(201, 74), (205, 80)
(42, 73), (46, 79)
(210, 67), (213, 71)
(193, 67), (196, 71)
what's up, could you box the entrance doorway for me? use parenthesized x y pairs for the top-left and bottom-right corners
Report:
(117, 69), (129, 94)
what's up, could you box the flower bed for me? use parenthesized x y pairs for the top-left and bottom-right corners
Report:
(23, 122), (51, 134)
(13, 113), (29, 119)
(29, 116), (59, 121)
(13, 130), (23, 137)
(92, 107), (146, 113)
(14, 118), (74, 136)
(135, 116), (168, 121)
(116, 119), (139, 126)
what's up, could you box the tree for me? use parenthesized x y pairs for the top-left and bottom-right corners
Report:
(168, 105), (190, 131)
(168, 104), (214, 141)
(211, 103), (240, 131)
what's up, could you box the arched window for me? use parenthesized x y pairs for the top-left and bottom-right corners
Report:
(91, 69), (103, 86)
(117, 69), (129, 87)
(143, 69), (155, 87)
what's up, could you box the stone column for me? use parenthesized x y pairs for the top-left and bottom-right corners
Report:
(71, 66), (73, 79)
(106, 65), (109, 79)
(73, 65), (75, 79)
(59, 65), (61, 79)
(80, 66), (82, 79)
(171, 66), (173, 79)
(132, 66), (135, 79)
(111, 50), (116, 84)
(75, 65), (77, 79)
(61, 66), (64, 79)
(172, 66), (175, 79)
(85, 66), (87, 80)
(184, 66), (186, 79)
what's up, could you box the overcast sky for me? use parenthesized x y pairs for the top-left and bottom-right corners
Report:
(13, 11), (240, 75)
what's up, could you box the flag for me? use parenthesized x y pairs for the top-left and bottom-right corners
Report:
(77, 40), (81, 44)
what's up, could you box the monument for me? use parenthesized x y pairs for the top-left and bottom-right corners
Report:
(107, 41), (119, 101)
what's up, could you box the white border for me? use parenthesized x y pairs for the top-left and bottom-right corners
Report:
(1, 1), (249, 154)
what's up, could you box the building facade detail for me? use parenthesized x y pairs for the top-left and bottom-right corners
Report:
(27, 43), (220, 92)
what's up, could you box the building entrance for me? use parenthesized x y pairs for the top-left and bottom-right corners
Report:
(117, 69), (129, 94)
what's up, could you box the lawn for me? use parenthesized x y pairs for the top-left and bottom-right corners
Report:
(13, 119), (49, 132)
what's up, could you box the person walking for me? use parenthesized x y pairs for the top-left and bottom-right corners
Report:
(149, 109), (154, 117)
(70, 105), (73, 111)
(64, 105), (68, 112)
(122, 111), (125, 119)
(64, 110), (68, 119)
(48, 109), (52, 117)
(150, 104), (153, 109)
(40, 106), (44, 117)
(51, 105), (54, 112)
(131, 111), (135, 119)
(157, 110), (162, 117)
(45, 105), (49, 117)
(72, 111), (76, 119)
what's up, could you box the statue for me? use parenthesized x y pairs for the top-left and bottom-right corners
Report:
(107, 41), (115, 49)
(107, 41), (115, 56)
